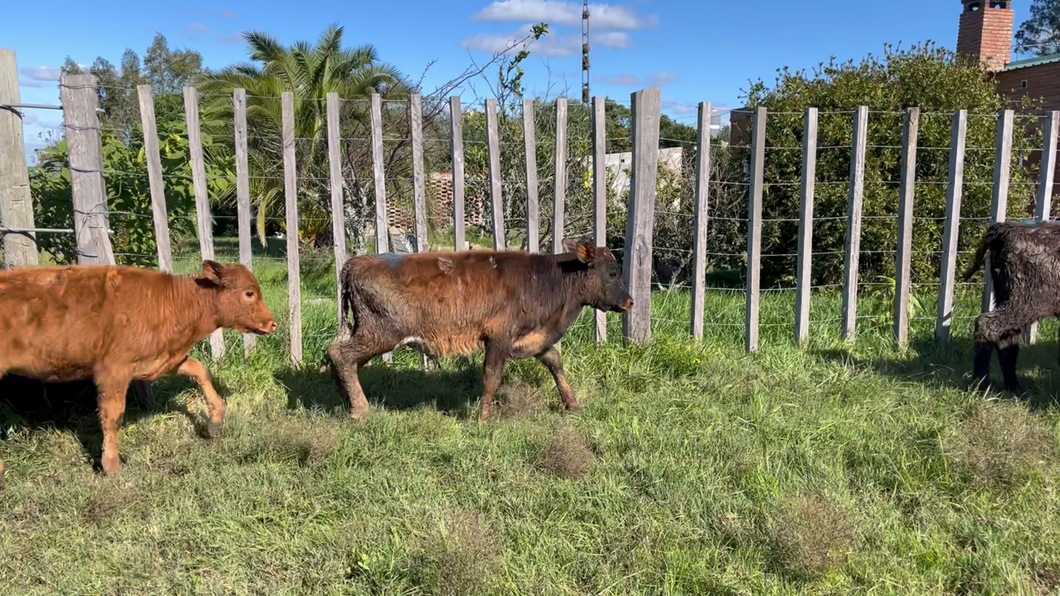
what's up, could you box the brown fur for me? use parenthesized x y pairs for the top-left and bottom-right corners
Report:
(328, 238), (632, 421)
(0, 260), (277, 482)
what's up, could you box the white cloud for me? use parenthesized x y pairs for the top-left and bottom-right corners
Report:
(463, 25), (636, 57)
(20, 66), (62, 82)
(595, 72), (680, 87)
(646, 72), (679, 86)
(593, 31), (629, 49)
(184, 22), (243, 46)
(19, 79), (43, 88)
(662, 102), (694, 117)
(220, 9), (238, 19)
(473, 0), (656, 30)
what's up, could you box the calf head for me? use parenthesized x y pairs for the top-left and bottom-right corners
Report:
(561, 238), (633, 313)
(197, 260), (278, 335)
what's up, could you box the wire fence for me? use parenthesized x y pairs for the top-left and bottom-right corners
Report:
(4, 80), (1060, 365)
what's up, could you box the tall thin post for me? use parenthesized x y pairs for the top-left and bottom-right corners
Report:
(894, 108), (920, 346)
(136, 85), (172, 273)
(370, 94), (391, 362)
(326, 93), (347, 340)
(486, 98), (505, 250)
(1027, 111), (1059, 344)
(690, 102), (712, 340)
(282, 92), (302, 365)
(182, 85), (223, 360)
(936, 110), (968, 343)
(622, 88), (661, 344)
(1, 49), (38, 268)
(234, 89), (255, 353)
(794, 108), (818, 346)
(592, 96), (608, 343)
(746, 107), (766, 353)
(524, 99), (539, 253)
(983, 110), (1014, 314)
(553, 97), (568, 253)
(841, 106), (869, 342)
(61, 74), (114, 266)
(410, 94), (428, 254)
(450, 96), (466, 251)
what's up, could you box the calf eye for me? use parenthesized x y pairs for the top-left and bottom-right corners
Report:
(245, 291), (255, 299)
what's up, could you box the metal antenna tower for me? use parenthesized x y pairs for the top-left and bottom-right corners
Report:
(581, 0), (590, 103)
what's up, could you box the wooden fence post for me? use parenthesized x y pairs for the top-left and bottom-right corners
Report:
(592, 96), (608, 343)
(794, 107), (817, 346)
(894, 107), (920, 347)
(234, 88), (256, 353)
(136, 85), (173, 273)
(410, 94), (428, 254)
(182, 86), (224, 360)
(982, 110), (1014, 314)
(553, 97), (568, 253)
(326, 93), (347, 341)
(936, 110), (968, 343)
(281, 92), (303, 365)
(0, 49), (39, 268)
(841, 106), (869, 342)
(524, 99), (539, 253)
(1027, 110), (1059, 344)
(746, 107), (766, 353)
(690, 102), (712, 341)
(61, 74), (115, 267)
(370, 93), (392, 362)
(486, 98), (505, 249)
(622, 88), (661, 344)
(450, 96), (466, 251)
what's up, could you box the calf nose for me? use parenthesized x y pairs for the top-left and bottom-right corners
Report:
(264, 320), (278, 334)
(621, 297), (633, 311)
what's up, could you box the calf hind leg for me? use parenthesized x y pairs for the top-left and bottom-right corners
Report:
(328, 333), (396, 421)
(478, 341), (509, 423)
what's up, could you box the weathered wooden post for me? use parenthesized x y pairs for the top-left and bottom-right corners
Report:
(486, 98), (505, 250)
(982, 110), (1014, 314)
(622, 88), (661, 345)
(524, 99), (539, 253)
(235, 89), (256, 353)
(592, 96), (608, 343)
(281, 92), (303, 365)
(0, 49), (38, 268)
(690, 102), (712, 341)
(794, 107), (817, 346)
(894, 108), (920, 347)
(136, 85), (173, 273)
(936, 110), (968, 343)
(746, 107), (766, 353)
(61, 74), (115, 266)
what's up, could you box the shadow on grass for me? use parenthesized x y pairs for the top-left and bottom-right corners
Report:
(0, 374), (216, 471)
(813, 334), (1060, 409)
(276, 360), (484, 418)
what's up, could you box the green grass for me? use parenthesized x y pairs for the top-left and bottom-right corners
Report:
(4, 242), (1060, 595)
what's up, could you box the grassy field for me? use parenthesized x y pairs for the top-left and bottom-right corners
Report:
(3, 240), (1060, 595)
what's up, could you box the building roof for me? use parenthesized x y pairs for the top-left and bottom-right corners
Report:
(1003, 53), (1060, 72)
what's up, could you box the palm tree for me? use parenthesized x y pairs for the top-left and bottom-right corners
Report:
(198, 25), (411, 249)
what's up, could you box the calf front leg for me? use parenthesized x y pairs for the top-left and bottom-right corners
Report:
(94, 369), (132, 476)
(537, 346), (582, 414)
(177, 358), (225, 439)
(479, 340), (509, 422)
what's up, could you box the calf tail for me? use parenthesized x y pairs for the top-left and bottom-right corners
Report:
(338, 258), (356, 336)
(963, 223), (1003, 282)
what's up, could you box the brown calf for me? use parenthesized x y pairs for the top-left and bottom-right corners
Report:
(0, 260), (277, 482)
(327, 239), (632, 421)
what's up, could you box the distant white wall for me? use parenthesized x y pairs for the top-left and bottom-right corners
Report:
(601, 146), (684, 197)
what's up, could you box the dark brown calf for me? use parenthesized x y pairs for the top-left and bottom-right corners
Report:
(327, 239), (632, 421)
(0, 261), (277, 482)
(966, 221), (1060, 392)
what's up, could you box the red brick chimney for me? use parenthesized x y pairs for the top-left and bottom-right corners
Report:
(957, 0), (1015, 71)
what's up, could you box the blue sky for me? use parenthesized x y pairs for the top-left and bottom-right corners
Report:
(2, 0), (1039, 157)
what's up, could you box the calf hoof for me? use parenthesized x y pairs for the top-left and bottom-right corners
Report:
(349, 408), (369, 424)
(206, 420), (224, 439)
(565, 405), (585, 416)
(101, 455), (122, 477)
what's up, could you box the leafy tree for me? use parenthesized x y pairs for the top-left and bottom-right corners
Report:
(725, 42), (1044, 289)
(1015, 0), (1060, 56)
(197, 24), (411, 250)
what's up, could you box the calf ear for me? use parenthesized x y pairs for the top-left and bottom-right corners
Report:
(576, 243), (596, 264)
(561, 238), (581, 254)
(199, 260), (226, 287)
